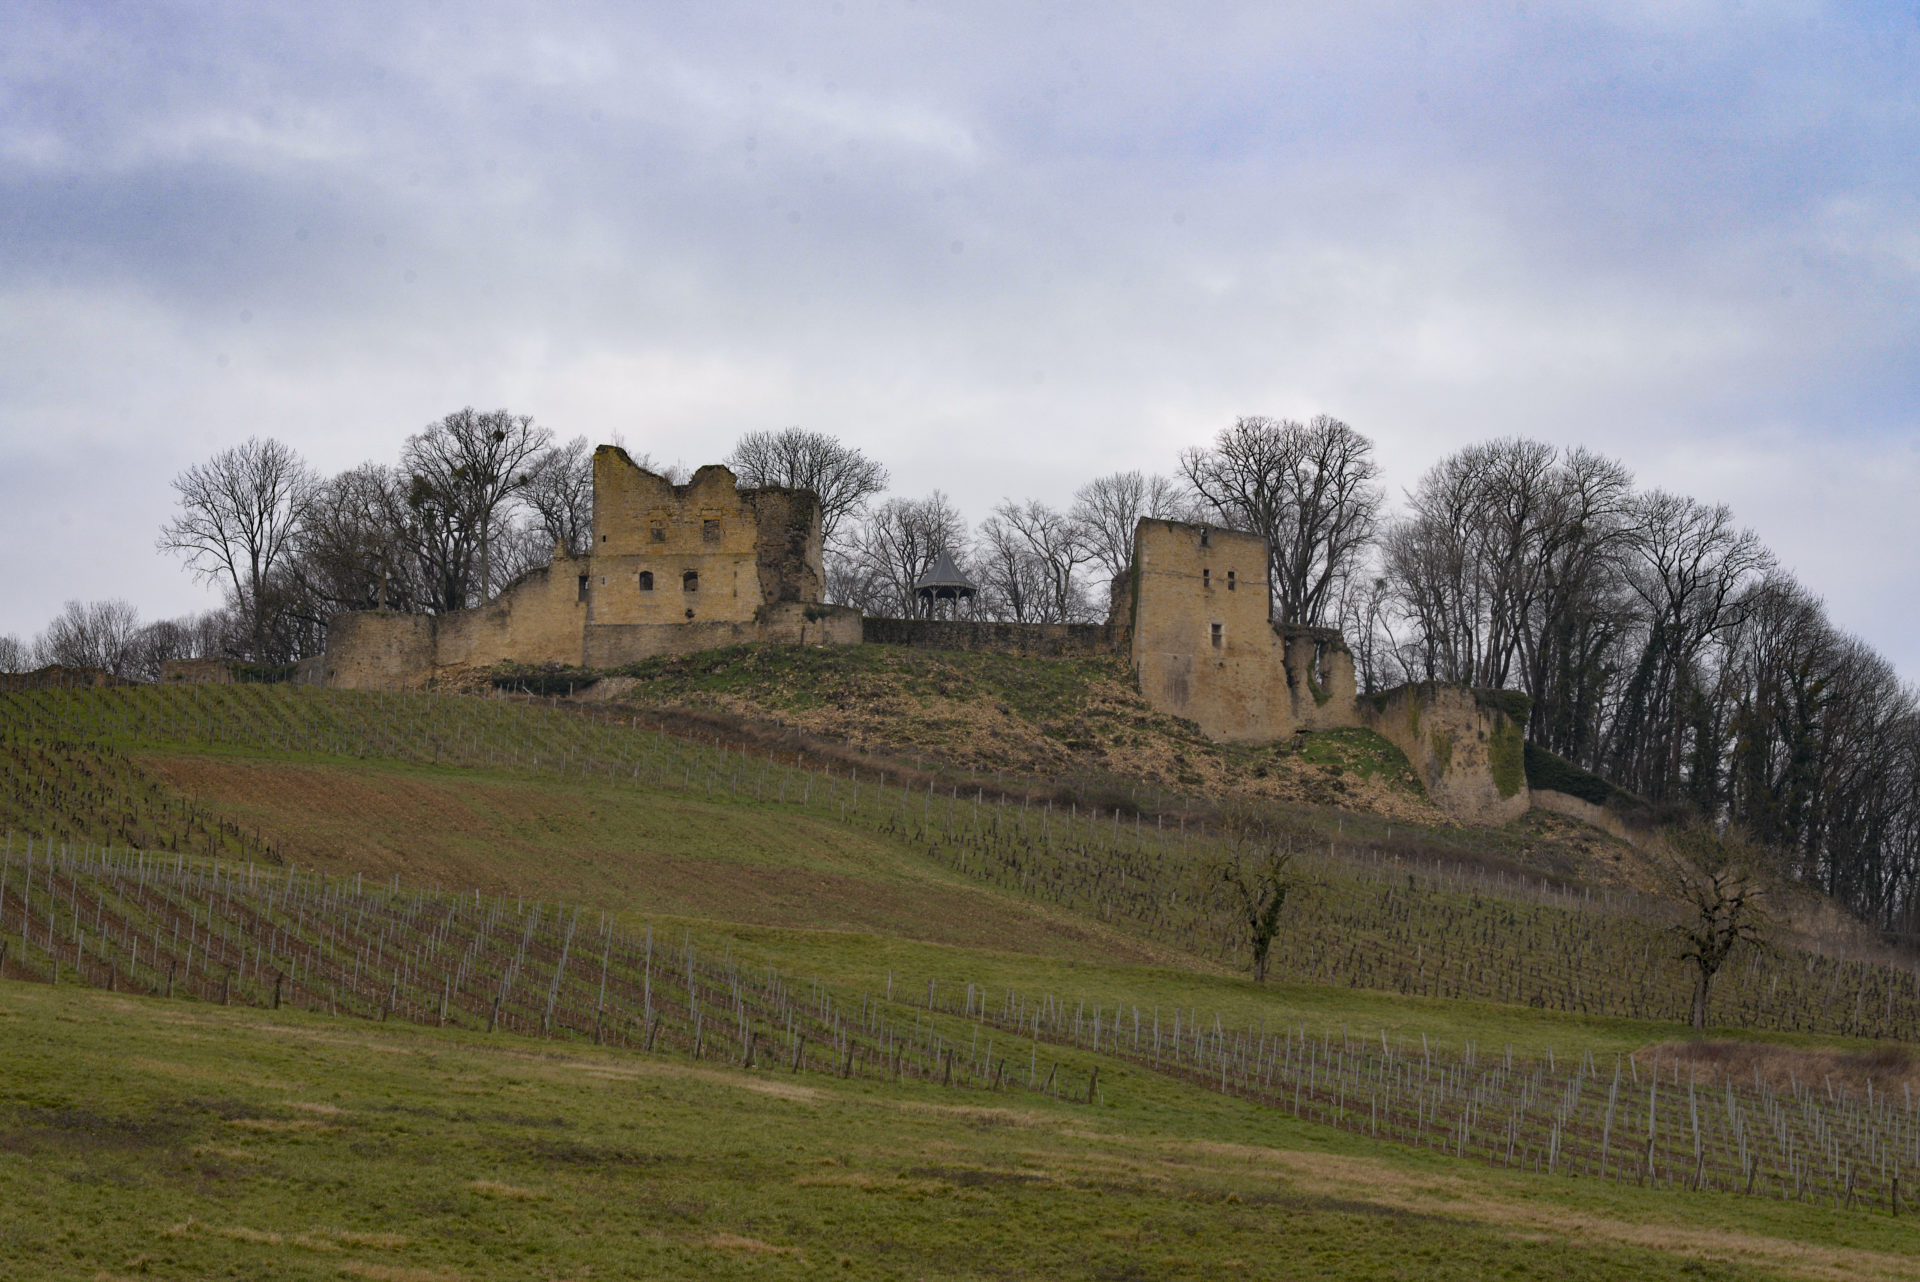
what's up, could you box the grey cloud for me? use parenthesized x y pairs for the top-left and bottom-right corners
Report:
(2, 0), (1917, 669)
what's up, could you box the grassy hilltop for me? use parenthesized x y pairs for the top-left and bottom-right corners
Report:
(0, 659), (1917, 1279)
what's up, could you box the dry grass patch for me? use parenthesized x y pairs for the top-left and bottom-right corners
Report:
(338, 1263), (464, 1282)
(883, 1100), (1044, 1127)
(124, 1054), (292, 1090)
(1637, 1038), (1918, 1101)
(1164, 1139), (1920, 1282)
(328, 1231), (411, 1250)
(699, 1234), (802, 1256)
(791, 1172), (958, 1197)
(229, 1117), (337, 1133)
(466, 1179), (546, 1201)
(538, 1051), (825, 1103)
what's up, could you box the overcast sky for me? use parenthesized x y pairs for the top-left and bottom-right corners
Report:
(5, 2), (1918, 669)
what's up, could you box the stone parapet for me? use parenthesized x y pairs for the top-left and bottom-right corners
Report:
(861, 617), (1116, 657)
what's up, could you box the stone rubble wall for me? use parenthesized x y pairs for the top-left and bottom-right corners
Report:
(1358, 684), (1531, 826)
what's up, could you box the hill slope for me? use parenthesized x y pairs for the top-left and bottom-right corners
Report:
(3, 682), (1919, 1273)
(531, 643), (1447, 820)
(16, 983), (1917, 1281)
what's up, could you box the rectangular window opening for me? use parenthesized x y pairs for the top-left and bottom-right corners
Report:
(1227, 569), (1236, 591)
(702, 519), (722, 544)
(1210, 622), (1222, 649)
(577, 575), (589, 602)
(638, 571), (654, 591)
(683, 570), (699, 592)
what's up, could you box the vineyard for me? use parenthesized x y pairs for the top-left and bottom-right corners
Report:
(2, 838), (1914, 1216)
(947, 976), (1920, 1214)
(2, 684), (1913, 1042)
(0, 839), (1061, 1098)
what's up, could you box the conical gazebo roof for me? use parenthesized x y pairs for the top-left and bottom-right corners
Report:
(913, 551), (977, 600)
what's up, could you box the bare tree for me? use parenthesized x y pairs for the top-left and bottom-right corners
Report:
(0, 634), (28, 673)
(523, 435), (595, 558)
(1382, 440), (1635, 718)
(1660, 823), (1772, 1030)
(402, 408), (551, 605)
(157, 436), (315, 660)
(1333, 572), (1405, 695)
(34, 599), (144, 678)
(1605, 491), (1773, 802)
(124, 613), (228, 682)
(1216, 811), (1304, 983)
(840, 492), (968, 617)
(1180, 415), (1383, 626)
(975, 500), (1097, 623)
(288, 463), (421, 616)
(973, 512), (1050, 623)
(1071, 470), (1189, 582)
(726, 428), (889, 550)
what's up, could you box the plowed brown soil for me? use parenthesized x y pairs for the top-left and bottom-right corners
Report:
(136, 753), (1165, 965)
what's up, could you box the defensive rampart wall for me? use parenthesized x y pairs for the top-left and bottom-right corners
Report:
(1358, 684), (1531, 826)
(860, 618), (1116, 657)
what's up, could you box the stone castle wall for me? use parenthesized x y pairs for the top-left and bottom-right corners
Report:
(322, 448), (845, 688)
(1127, 519), (1360, 743)
(1358, 684), (1530, 826)
(860, 618), (1115, 657)
(585, 602), (861, 666)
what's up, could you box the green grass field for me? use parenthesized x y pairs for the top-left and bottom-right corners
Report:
(6, 983), (1916, 1281)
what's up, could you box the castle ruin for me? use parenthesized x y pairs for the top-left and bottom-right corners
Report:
(322, 447), (861, 689)
(1116, 517), (1528, 825)
(318, 448), (1529, 823)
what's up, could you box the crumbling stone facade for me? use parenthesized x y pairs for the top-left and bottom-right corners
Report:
(1125, 519), (1359, 743)
(1123, 517), (1530, 824)
(322, 447), (859, 689)
(317, 452), (1533, 825)
(1357, 684), (1530, 826)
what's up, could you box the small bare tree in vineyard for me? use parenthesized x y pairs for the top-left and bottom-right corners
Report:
(1661, 822), (1772, 1031)
(1217, 811), (1304, 983)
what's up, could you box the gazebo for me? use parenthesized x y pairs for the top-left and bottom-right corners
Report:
(913, 551), (977, 619)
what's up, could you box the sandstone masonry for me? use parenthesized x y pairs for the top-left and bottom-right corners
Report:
(1122, 517), (1530, 825)
(316, 452), (1532, 824)
(321, 447), (860, 689)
